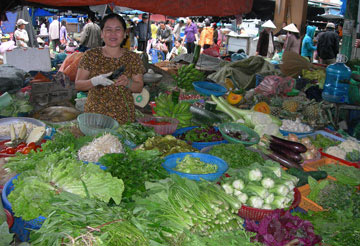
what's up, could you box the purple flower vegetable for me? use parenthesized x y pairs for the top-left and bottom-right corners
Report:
(245, 209), (322, 246)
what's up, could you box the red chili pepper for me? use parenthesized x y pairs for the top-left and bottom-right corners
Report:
(145, 120), (171, 125)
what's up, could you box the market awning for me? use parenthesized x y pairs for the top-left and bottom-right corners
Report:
(1, 0), (253, 20)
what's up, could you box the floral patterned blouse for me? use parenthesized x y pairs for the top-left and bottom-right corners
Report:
(78, 47), (145, 124)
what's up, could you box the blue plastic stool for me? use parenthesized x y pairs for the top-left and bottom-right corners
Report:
(150, 49), (165, 64)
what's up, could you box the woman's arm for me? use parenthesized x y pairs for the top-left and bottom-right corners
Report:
(75, 68), (93, 91)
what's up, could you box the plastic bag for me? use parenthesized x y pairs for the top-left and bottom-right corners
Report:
(254, 75), (294, 96)
(59, 52), (83, 81)
(202, 45), (220, 57)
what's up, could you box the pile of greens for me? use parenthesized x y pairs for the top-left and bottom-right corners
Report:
(0, 95), (33, 117)
(8, 152), (124, 220)
(307, 177), (359, 213)
(208, 143), (264, 169)
(98, 149), (168, 202)
(140, 135), (198, 157)
(174, 155), (218, 174)
(30, 192), (147, 246)
(179, 126), (223, 143)
(311, 134), (341, 149)
(294, 210), (360, 245)
(318, 164), (360, 186)
(115, 122), (157, 146)
(132, 175), (243, 245)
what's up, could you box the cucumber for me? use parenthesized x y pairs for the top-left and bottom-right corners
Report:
(286, 168), (328, 187)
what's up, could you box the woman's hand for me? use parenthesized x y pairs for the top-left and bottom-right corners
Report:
(114, 75), (130, 87)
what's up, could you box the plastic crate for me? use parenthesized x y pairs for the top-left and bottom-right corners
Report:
(162, 152), (228, 181)
(237, 188), (301, 221)
(218, 122), (260, 146)
(1, 175), (46, 242)
(172, 126), (227, 150)
(192, 81), (227, 97)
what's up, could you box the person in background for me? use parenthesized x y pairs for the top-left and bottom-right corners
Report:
(173, 20), (184, 40)
(0, 20), (3, 42)
(301, 25), (317, 62)
(317, 22), (339, 65)
(212, 23), (218, 45)
(40, 18), (48, 35)
(135, 14), (151, 52)
(79, 17), (102, 51)
(274, 22), (287, 36)
(157, 21), (173, 53)
(256, 20), (276, 58)
(150, 21), (158, 40)
(183, 17), (198, 54)
(49, 16), (61, 50)
(337, 24), (343, 39)
(60, 20), (68, 45)
(283, 23), (301, 54)
(14, 19), (29, 48)
(199, 18), (214, 52)
(51, 44), (67, 67)
(167, 38), (187, 60)
(75, 13), (145, 124)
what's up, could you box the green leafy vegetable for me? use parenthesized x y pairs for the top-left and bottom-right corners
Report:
(208, 143), (264, 169)
(0, 95), (33, 117)
(0, 222), (13, 245)
(140, 135), (198, 157)
(8, 156), (124, 220)
(318, 164), (360, 186)
(174, 155), (218, 174)
(30, 192), (147, 246)
(307, 177), (329, 201)
(115, 122), (157, 145)
(346, 149), (360, 162)
(311, 134), (341, 149)
(99, 149), (168, 202)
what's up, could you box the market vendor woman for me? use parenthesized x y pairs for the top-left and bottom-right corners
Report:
(75, 13), (145, 124)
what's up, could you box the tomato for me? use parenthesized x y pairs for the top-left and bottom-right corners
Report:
(34, 145), (42, 152)
(6, 147), (16, 155)
(0, 149), (7, 153)
(17, 143), (27, 149)
(41, 139), (47, 144)
(22, 147), (31, 155)
(27, 142), (36, 150)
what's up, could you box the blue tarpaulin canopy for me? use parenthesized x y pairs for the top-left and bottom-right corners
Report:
(29, 8), (55, 17)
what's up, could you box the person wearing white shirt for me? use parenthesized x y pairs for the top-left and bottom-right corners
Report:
(167, 38), (187, 60)
(14, 19), (29, 48)
(49, 16), (61, 50)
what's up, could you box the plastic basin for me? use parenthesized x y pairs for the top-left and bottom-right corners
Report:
(192, 81), (227, 96)
(279, 129), (314, 137)
(162, 152), (228, 181)
(173, 126), (227, 150)
(218, 122), (260, 146)
(137, 116), (178, 135)
(77, 113), (119, 136)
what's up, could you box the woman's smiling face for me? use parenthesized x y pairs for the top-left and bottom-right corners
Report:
(102, 18), (125, 48)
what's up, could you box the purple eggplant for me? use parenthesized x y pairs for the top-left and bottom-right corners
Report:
(270, 142), (303, 164)
(266, 151), (304, 170)
(270, 135), (307, 153)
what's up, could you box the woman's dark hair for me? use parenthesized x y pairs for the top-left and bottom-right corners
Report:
(100, 13), (128, 47)
(61, 20), (66, 26)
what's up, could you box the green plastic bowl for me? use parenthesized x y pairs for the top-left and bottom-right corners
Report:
(77, 113), (119, 136)
(218, 122), (260, 146)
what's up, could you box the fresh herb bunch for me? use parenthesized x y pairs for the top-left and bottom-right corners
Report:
(115, 122), (157, 145)
(179, 126), (223, 143)
(99, 149), (168, 202)
(208, 143), (264, 169)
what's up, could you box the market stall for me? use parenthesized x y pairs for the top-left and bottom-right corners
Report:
(1, 0), (360, 245)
